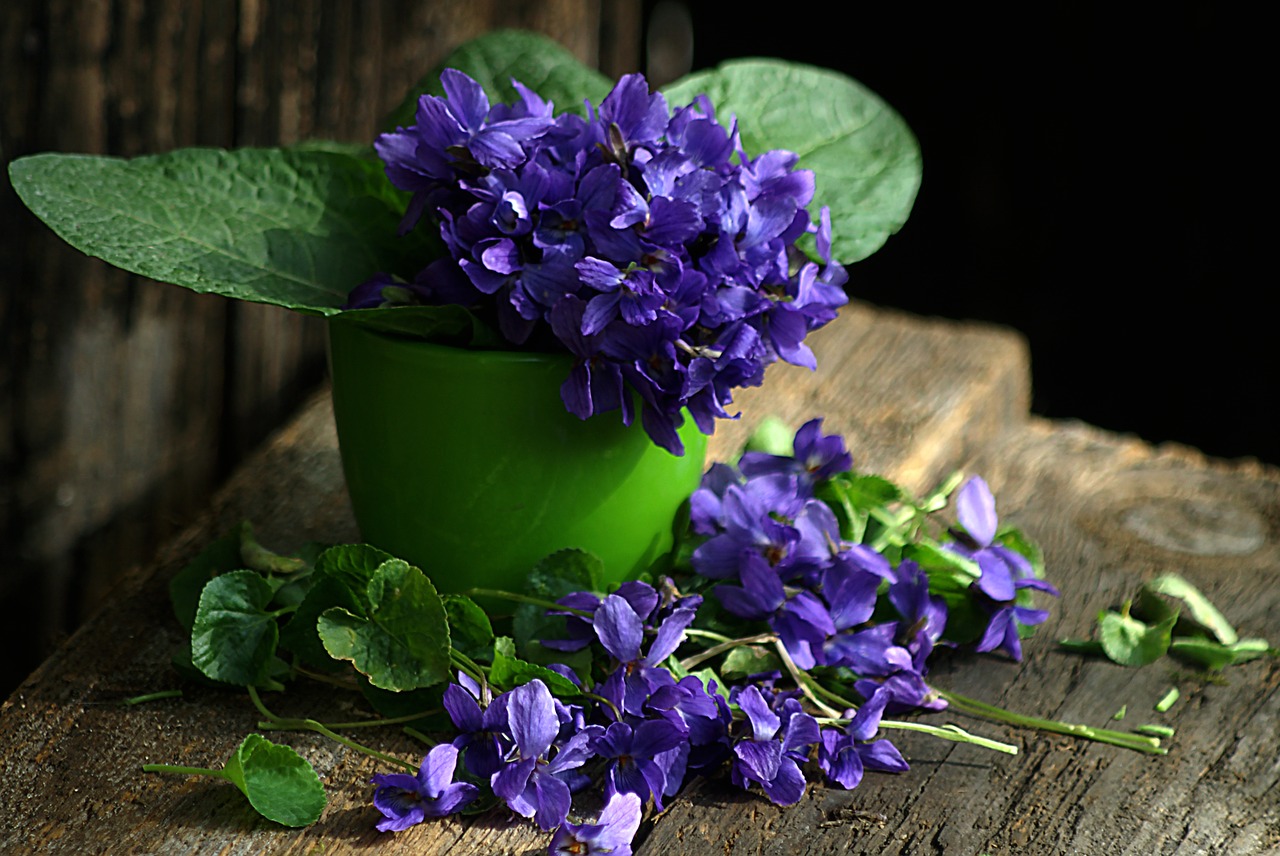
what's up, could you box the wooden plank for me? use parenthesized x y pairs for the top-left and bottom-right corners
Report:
(644, 419), (1280, 855)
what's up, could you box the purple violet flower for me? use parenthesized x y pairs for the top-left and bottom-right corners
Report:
(738, 417), (853, 486)
(370, 743), (479, 832)
(950, 476), (1058, 603)
(491, 679), (602, 831)
(594, 592), (695, 717)
(948, 476), (1058, 660)
(594, 718), (686, 810)
(729, 686), (819, 806)
(548, 791), (643, 856)
(817, 687), (909, 790)
(443, 674), (512, 778)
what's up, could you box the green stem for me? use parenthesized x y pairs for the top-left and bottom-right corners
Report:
(878, 720), (1019, 755)
(122, 689), (183, 706)
(247, 685), (416, 772)
(920, 470), (965, 512)
(320, 709), (440, 730)
(451, 650), (487, 687)
(238, 521), (307, 575)
(684, 628), (734, 644)
(808, 679), (860, 713)
(246, 685), (277, 721)
(141, 764), (225, 778)
(403, 727), (436, 746)
(584, 692), (622, 722)
(677, 633), (777, 672)
(774, 641), (842, 719)
(465, 588), (593, 617)
(938, 688), (1167, 755)
(868, 506), (919, 551)
(292, 664), (361, 691)
(257, 717), (417, 772)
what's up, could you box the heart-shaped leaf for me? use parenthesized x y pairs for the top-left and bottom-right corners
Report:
(190, 571), (280, 685)
(382, 29), (613, 131)
(317, 559), (451, 691)
(222, 734), (327, 827)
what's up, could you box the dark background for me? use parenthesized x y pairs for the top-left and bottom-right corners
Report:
(673, 2), (1275, 466)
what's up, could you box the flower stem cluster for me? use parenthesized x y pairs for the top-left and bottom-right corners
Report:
(349, 70), (848, 453)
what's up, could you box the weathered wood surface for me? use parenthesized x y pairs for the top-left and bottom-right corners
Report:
(1, 304), (1276, 855)
(0, 0), (641, 694)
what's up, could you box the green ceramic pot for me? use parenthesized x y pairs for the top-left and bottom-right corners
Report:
(326, 320), (708, 595)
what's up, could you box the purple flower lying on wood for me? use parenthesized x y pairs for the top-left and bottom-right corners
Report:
(730, 686), (820, 806)
(948, 476), (1059, 660)
(443, 673), (512, 778)
(548, 791), (643, 856)
(370, 743), (479, 831)
(492, 679), (603, 831)
(817, 687), (909, 790)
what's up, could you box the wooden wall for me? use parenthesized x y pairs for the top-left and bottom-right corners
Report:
(0, 0), (642, 693)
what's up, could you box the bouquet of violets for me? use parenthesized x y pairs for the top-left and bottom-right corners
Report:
(9, 30), (920, 456)
(348, 67), (850, 452)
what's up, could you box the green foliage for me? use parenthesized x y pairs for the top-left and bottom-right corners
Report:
(444, 595), (495, 662)
(220, 734), (328, 827)
(513, 549), (604, 657)
(720, 645), (781, 681)
(818, 472), (906, 544)
(330, 304), (504, 349)
(278, 543), (395, 668)
(190, 571), (282, 686)
(8, 148), (432, 314)
(1061, 574), (1275, 672)
(490, 636), (581, 697)
(1138, 573), (1237, 644)
(170, 533), (242, 632)
(1098, 605), (1178, 668)
(317, 559), (452, 691)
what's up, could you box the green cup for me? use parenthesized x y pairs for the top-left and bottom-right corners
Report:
(326, 319), (708, 594)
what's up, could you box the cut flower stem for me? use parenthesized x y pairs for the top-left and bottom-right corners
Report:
(247, 686), (417, 772)
(937, 688), (1167, 755)
(465, 587), (593, 617)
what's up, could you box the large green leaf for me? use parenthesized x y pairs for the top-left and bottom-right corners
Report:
(489, 636), (580, 697)
(8, 148), (433, 313)
(317, 559), (451, 691)
(169, 532), (242, 633)
(663, 60), (921, 264)
(383, 29), (614, 130)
